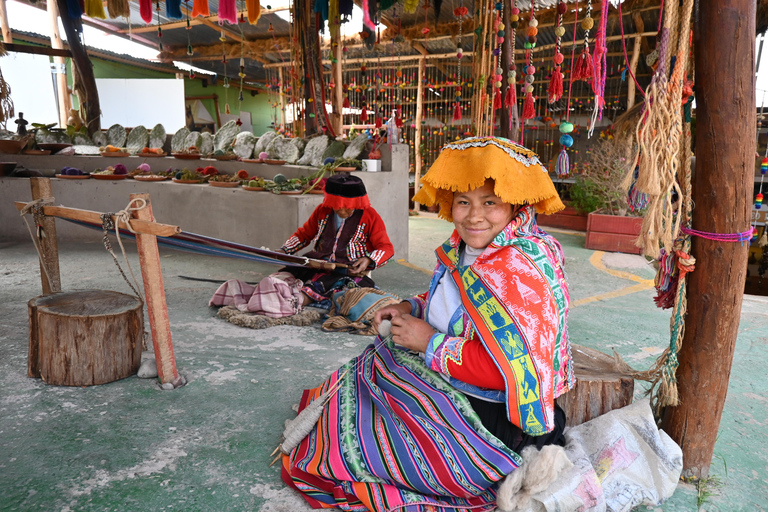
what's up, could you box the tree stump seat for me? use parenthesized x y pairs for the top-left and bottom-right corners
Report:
(556, 344), (635, 427)
(28, 290), (143, 386)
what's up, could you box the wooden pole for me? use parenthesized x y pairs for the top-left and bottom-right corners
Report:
(660, 0), (756, 479)
(626, 35), (642, 111)
(330, 24), (343, 136)
(29, 178), (61, 295)
(0, 0), (12, 44)
(413, 57), (425, 212)
(129, 193), (181, 387)
(278, 66), (287, 129)
(55, 0), (100, 136)
(48, 0), (71, 129)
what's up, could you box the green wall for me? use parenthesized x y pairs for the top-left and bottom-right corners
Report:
(66, 57), (273, 134)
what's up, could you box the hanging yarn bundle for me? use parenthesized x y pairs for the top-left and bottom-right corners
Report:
(587, 0), (609, 136)
(548, 2), (567, 104)
(107, 0), (130, 19)
(191, 0), (210, 17)
(166, 0), (183, 19)
(65, 0), (84, 21)
(218, 0), (238, 24)
(85, 0), (107, 19)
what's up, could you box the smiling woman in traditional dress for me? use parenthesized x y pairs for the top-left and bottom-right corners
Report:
(281, 137), (573, 512)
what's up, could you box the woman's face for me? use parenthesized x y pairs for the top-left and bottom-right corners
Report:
(334, 208), (354, 219)
(452, 180), (514, 250)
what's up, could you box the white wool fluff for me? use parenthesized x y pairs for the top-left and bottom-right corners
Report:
(496, 444), (573, 511)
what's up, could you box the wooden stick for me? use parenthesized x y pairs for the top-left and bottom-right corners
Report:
(0, 0), (12, 44)
(626, 35), (642, 110)
(130, 193), (179, 386)
(15, 202), (182, 237)
(413, 57), (425, 211)
(29, 179), (61, 295)
(47, 0), (70, 129)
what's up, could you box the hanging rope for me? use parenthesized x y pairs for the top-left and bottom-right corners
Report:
(19, 197), (57, 290)
(99, 198), (148, 300)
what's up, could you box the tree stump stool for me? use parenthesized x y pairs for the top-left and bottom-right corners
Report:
(556, 344), (635, 427)
(28, 290), (144, 386)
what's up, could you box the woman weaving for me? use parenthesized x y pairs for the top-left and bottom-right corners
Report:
(281, 137), (573, 511)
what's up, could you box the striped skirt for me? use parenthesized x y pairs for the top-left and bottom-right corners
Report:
(281, 339), (521, 512)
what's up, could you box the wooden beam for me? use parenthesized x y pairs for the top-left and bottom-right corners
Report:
(330, 29), (343, 135)
(660, 0), (756, 480)
(626, 35), (642, 110)
(130, 193), (180, 387)
(81, 14), (159, 50)
(0, 0), (12, 43)
(14, 202), (182, 237)
(118, 7), (290, 34)
(412, 41), (449, 77)
(413, 57), (425, 212)
(48, 0), (71, 129)
(3, 42), (69, 57)
(263, 51), (474, 68)
(29, 178), (61, 295)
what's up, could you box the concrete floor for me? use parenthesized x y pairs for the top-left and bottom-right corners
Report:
(1, 215), (767, 511)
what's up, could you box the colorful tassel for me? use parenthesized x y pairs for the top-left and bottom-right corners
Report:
(218, 0), (237, 24)
(375, 116), (382, 128)
(522, 92), (535, 119)
(343, 96), (350, 108)
(139, 0), (152, 22)
(395, 106), (403, 127)
(165, 0), (182, 19)
(555, 148), (569, 177)
(453, 101), (462, 122)
(503, 84), (516, 108)
(573, 49), (594, 82)
(627, 166), (649, 212)
(191, 0), (209, 17)
(360, 107), (368, 124)
(246, 0), (261, 24)
(493, 88), (502, 110)
(547, 66), (563, 103)
(85, 0), (107, 18)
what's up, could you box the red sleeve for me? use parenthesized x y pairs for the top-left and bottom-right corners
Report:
(426, 334), (506, 390)
(281, 206), (328, 254)
(363, 208), (395, 268)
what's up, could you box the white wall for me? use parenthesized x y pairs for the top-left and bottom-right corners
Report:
(1, 52), (59, 128)
(95, 78), (186, 131)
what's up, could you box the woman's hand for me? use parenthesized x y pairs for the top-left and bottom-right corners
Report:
(373, 301), (412, 326)
(389, 314), (434, 353)
(348, 257), (372, 276)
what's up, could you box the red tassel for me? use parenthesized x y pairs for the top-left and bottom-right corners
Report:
(548, 66), (564, 103)
(573, 48), (594, 82)
(522, 92), (535, 119)
(343, 96), (350, 108)
(375, 117), (382, 128)
(504, 85), (516, 108)
(493, 88), (502, 110)
(453, 101), (462, 122)
(395, 105), (403, 127)
(360, 107), (368, 124)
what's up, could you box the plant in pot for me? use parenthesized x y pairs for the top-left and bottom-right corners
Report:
(571, 138), (644, 254)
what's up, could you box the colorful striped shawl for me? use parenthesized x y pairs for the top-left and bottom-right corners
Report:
(434, 206), (572, 435)
(282, 340), (521, 512)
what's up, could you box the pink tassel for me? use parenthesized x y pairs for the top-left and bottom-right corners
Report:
(493, 88), (502, 110)
(522, 92), (535, 120)
(548, 66), (563, 103)
(453, 101), (462, 122)
(139, 0), (152, 22)
(573, 49), (594, 82)
(217, 0), (237, 24)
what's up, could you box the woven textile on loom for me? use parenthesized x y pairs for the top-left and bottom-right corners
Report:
(281, 340), (520, 512)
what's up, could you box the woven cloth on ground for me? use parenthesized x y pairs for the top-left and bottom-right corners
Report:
(217, 305), (324, 330)
(208, 272), (303, 318)
(321, 287), (401, 335)
(281, 339), (521, 512)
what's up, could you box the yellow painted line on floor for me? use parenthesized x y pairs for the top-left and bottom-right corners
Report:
(571, 251), (655, 307)
(397, 259), (433, 276)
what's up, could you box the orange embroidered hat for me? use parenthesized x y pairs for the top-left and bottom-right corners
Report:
(412, 136), (565, 221)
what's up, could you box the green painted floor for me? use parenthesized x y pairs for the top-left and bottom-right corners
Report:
(1, 215), (767, 511)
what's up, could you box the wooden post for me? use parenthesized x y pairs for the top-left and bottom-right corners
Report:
(660, 0), (756, 479)
(329, 25), (343, 136)
(48, 0), (71, 128)
(413, 57), (425, 211)
(30, 178), (61, 295)
(626, 35), (642, 110)
(55, 0), (100, 136)
(0, 0), (11, 44)
(278, 66), (287, 129)
(129, 193), (180, 386)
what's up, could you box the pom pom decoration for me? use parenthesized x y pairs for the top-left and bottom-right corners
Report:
(559, 134), (573, 147)
(259, 152), (269, 160)
(762, 157), (768, 174)
(559, 122), (574, 133)
(757, 193), (764, 209)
